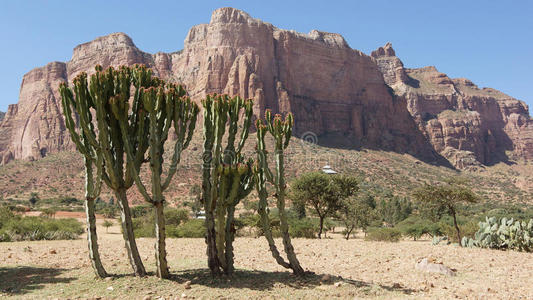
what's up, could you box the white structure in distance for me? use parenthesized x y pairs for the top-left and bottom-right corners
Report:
(322, 164), (338, 174)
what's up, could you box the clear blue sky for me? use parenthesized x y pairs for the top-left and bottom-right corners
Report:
(0, 1), (531, 113)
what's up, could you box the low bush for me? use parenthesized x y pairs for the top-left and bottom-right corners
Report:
(438, 216), (478, 243)
(169, 219), (205, 238)
(289, 217), (319, 238)
(364, 227), (402, 242)
(0, 207), (83, 242)
(132, 208), (199, 238)
(397, 216), (441, 240)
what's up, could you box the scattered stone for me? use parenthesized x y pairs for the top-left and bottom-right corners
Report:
(392, 282), (402, 289)
(106, 286), (114, 291)
(143, 296), (152, 300)
(181, 293), (187, 298)
(333, 282), (342, 287)
(416, 258), (456, 276)
(104, 276), (113, 281)
(184, 280), (192, 289)
(49, 249), (57, 254)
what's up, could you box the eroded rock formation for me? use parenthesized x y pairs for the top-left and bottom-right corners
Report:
(0, 7), (531, 169)
(372, 45), (533, 168)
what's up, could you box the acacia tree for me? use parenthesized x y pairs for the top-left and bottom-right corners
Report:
(291, 172), (358, 238)
(339, 194), (376, 240)
(413, 183), (478, 243)
(254, 110), (304, 275)
(113, 81), (198, 279)
(59, 65), (161, 276)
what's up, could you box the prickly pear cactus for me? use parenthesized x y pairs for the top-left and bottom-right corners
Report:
(461, 216), (533, 252)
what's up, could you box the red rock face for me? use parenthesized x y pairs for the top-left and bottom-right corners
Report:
(0, 7), (531, 168)
(373, 46), (533, 168)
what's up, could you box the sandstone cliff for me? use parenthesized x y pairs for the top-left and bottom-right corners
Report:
(372, 43), (533, 168)
(0, 7), (531, 169)
(0, 111), (4, 122)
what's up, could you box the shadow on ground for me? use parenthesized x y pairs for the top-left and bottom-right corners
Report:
(0, 266), (75, 295)
(165, 269), (416, 294)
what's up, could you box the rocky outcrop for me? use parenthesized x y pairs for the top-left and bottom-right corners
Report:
(372, 44), (533, 168)
(0, 7), (531, 169)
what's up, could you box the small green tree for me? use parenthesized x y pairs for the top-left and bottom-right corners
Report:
(29, 192), (39, 207)
(339, 194), (376, 239)
(413, 183), (478, 244)
(103, 220), (113, 233)
(377, 195), (412, 226)
(291, 172), (358, 238)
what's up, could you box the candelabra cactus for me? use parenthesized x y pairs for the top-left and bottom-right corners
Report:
(112, 82), (198, 279)
(254, 110), (304, 275)
(59, 83), (108, 278)
(59, 65), (162, 277)
(201, 94), (254, 275)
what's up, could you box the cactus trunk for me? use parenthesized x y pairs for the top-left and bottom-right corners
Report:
(254, 111), (304, 275)
(116, 188), (146, 276)
(83, 155), (108, 278)
(201, 94), (254, 276)
(154, 201), (169, 278)
(275, 150), (305, 275)
(85, 197), (107, 278)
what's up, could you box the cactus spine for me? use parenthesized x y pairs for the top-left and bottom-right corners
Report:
(201, 94), (254, 275)
(254, 110), (304, 275)
(59, 83), (108, 278)
(112, 78), (198, 279)
(59, 65), (162, 277)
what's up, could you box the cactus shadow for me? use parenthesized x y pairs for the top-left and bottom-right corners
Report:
(169, 269), (416, 294)
(0, 266), (75, 295)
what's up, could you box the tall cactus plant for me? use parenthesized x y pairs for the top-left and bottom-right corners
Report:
(59, 65), (161, 277)
(201, 94), (254, 275)
(59, 83), (108, 278)
(254, 110), (304, 275)
(112, 83), (198, 279)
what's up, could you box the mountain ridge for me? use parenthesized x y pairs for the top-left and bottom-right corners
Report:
(0, 7), (531, 168)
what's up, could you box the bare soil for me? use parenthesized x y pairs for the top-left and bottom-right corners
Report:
(1, 223), (532, 299)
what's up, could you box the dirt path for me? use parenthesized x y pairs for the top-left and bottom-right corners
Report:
(1, 224), (532, 299)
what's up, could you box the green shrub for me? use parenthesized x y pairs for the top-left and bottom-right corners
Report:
(132, 208), (198, 238)
(397, 216), (441, 240)
(165, 208), (190, 226)
(169, 219), (205, 238)
(288, 217), (319, 238)
(131, 205), (152, 218)
(0, 213), (83, 242)
(364, 227), (402, 242)
(438, 216), (478, 243)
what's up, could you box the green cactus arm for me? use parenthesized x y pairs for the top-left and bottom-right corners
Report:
(71, 75), (100, 149)
(59, 84), (92, 159)
(161, 97), (198, 191)
(236, 99), (253, 154)
(109, 94), (153, 203)
(91, 149), (105, 198)
(90, 71), (122, 189)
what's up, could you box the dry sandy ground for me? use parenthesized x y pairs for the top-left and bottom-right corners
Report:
(1, 223), (532, 299)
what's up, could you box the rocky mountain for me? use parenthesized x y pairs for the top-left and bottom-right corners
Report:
(0, 111), (4, 122)
(0, 7), (531, 169)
